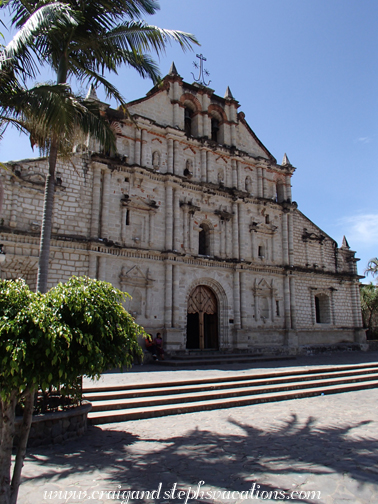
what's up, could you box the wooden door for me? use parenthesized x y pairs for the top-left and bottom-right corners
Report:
(187, 285), (218, 349)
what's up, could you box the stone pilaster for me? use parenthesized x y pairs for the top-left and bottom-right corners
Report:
(233, 269), (241, 329)
(165, 183), (173, 251)
(164, 261), (173, 327)
(232, 201), (239, 259)
(173, 188), (181, 251)
(100, 169), (111, 237)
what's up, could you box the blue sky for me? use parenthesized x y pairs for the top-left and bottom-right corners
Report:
(1, 0), (378, 277)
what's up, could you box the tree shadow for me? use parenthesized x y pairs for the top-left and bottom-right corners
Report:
(21, 412), (378, 503)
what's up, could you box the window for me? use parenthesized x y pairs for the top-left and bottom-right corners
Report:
(185, 108), (193, 137)
(315, 293), (331, 324)
(199, 223), (211, 255)
(211, 118), (220, 142)
(276, 300), (280, 317)
(125, 209), (130, 226)
(276, 180), (285, 203)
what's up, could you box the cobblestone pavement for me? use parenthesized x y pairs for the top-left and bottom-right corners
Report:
(17, 352), (378, 504)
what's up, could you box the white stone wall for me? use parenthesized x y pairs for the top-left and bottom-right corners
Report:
(0, 72), (364, 353)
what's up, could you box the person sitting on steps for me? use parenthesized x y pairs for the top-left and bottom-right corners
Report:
(154, 332), (164, 360)
(145, 334), (158, 360)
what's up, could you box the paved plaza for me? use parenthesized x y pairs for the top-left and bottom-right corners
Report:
(18, 352), (378, 504)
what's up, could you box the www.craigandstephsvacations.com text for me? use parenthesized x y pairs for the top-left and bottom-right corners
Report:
(43, 481), (322, 502)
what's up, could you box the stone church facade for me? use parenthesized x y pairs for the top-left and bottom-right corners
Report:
(0, 64), (365, 353)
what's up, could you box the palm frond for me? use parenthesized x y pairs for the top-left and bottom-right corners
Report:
(1, 2), (78, 79)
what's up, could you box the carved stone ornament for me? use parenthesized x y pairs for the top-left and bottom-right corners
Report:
(119, 265), (154, 288)
(249, 220), (278, 234)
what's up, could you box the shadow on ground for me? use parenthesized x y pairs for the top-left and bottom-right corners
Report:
(23, 413), (377, 503)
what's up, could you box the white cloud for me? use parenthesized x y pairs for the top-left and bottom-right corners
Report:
(338, 214), (378, 246)
(356, 136), (371, 144)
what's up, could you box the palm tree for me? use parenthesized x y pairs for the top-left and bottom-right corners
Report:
(365, 258), (378, 279)
(2, 0), (198, 292)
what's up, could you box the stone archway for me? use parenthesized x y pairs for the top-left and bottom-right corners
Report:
(186, 285), (218, 350)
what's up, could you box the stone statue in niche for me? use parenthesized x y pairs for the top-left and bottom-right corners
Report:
(218, 170), (224, 186)
(184, 159), (193, 178)
(152, 151), (160, 170)
(245, 176), (252, 194)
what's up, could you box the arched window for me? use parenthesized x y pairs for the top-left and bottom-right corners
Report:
(185, 107), (193, 137)
(211, 118), (220, 142)
(315, 293), (331, 324)
(199, 223), (211, 256)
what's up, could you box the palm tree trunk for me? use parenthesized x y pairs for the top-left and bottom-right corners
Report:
(10, 388), (35, 504)
(36, 135), (58, 293)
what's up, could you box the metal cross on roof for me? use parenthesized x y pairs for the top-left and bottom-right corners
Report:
(191, 53), (211, 87)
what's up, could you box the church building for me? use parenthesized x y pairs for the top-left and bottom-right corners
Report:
(0, 63), (366, 354)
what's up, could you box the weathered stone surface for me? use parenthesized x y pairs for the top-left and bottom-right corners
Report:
(0, 69), (364, 353)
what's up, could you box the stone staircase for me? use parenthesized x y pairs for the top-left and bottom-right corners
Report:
(85, 362), (378, 425)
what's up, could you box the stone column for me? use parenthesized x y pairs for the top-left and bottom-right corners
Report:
(200, 149), (207, 183)
(284, 274), (291, 330)
(173, 188), (181, 251)
(167, 138), (173, 174)
(172, 81), (180, 127)
(238, 201), (245, 260)
(90, 164), (102, 237)
(257, 167), (263, 198)
(140, 129), (147, 167)
(165, 262), (173, 328)
(289, 275), (297, 330)
(282, 212), (289, 266)
(165, 183), (173, 251)
(172, 264), (179, 327)
(233, 269), (241, 329)
(189, 213), (194, 253)
(288, 212), (294, 267)
(183, 207), (188, 251)
(232, 201), (239, 259)
(240, 271), (247, 329)
(237, 161), (243, 191)
(121, 206), (128, 243)
(202, 95), (210, 138)
(173, 140), (180, 176)
(9, 180), (18, 228)
(88, 253), (97, 278)
(98, 256), (107, 281)
(134, 128), (141, 165)
(100, 169), (111, 237)
(286, 174), (292, 202)
(148, 211), (155, 247)
(206, 151), (211, 183)
(262, 168), (268, 198)
(231, 159), (237, 188)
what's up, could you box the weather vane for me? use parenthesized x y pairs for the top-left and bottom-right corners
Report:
(191, 53), (211, 87)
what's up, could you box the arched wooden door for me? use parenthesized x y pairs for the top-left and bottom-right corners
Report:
(186, 285), (218, 350)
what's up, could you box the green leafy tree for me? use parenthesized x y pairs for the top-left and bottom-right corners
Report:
(0, 276), (145, 504)
(2, 0), (198, 293)
(360, 282), (378, 339)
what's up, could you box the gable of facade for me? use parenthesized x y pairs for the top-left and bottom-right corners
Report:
(0, 64), (365, 353)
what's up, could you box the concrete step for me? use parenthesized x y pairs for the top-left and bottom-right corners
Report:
(155, 354), (295, 367)
(87, 379), (378, 424)
(85, 362), (378, 424)
(87, 372), (378, 412)
(84, 365), (378, 401)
